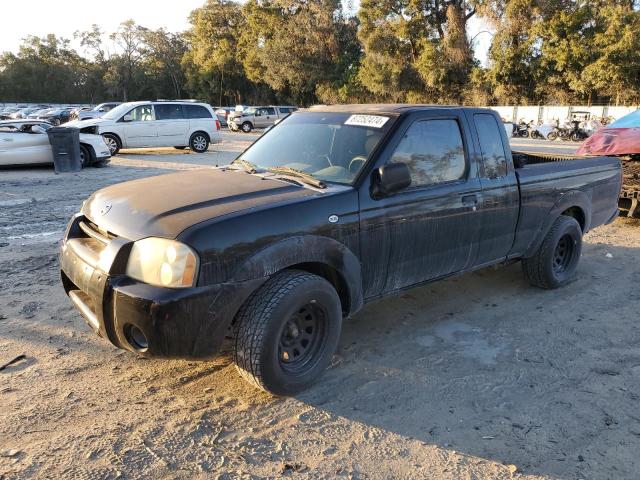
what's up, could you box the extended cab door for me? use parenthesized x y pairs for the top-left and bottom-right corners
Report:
(120, 104), (157, 147)
(358, 109), (483, 298)
(465, 110), (520, 265)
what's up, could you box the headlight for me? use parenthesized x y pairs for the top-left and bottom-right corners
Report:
(126, 238), (198, 288)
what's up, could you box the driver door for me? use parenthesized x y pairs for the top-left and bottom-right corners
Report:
(121, 104), (158, 147)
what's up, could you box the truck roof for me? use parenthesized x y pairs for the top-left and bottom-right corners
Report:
(306, 104), (462, 115)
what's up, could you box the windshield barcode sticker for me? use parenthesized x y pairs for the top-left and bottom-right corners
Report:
(345, 114), (389, 128)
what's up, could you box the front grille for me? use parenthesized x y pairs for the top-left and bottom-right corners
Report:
(78, 219), (115, 245)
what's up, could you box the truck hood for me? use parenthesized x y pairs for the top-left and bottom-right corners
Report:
(83, 168), (318, 241)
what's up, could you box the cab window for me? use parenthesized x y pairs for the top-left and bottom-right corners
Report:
(390, 119), (467, 188)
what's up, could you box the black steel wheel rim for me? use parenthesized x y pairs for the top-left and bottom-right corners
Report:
(278, 303), (327, 375)
(553, 234), (574, 274)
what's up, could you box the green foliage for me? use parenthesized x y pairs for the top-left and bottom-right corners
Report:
(487, 0), (640, 105)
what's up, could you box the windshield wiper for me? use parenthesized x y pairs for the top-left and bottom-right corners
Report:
(230, 158), (258, 173)
(265, 166), (326, 189)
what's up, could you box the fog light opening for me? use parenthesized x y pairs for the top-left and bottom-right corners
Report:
(125, 324), (149, 352)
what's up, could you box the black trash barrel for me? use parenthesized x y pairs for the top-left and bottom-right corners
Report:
(47, 126), (81, 173)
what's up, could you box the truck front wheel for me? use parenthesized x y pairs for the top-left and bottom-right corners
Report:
(522, 215), (583, 289)
(233, 270), (342, 396)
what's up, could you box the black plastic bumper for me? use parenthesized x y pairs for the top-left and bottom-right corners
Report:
(60, 235), (263, 359)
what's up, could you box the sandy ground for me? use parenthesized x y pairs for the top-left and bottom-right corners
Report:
(1, 134), (640, 479)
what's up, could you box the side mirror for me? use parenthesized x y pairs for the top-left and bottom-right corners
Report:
(372, 163), (411, 198)
(98, 108), (105, 112)
(122, 114), (133, 122)
(254, 111), (262, 117)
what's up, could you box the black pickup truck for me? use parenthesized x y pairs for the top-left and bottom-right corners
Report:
(60, 105), (622, 395)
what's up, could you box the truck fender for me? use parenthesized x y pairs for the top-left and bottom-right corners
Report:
(524, 190), (591, 258)
(229, 235), (364, 316)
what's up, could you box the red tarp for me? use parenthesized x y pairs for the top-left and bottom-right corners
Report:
(577, 109), (640, 156)
(577, 127), (640, 156)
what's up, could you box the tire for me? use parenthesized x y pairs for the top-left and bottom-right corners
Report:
(547, 131), (558, 141)
(241, 122), (253, 133)
(233, 270), (342, 396)
(174, 146), (187, 150)
(79, 144), (91, 168)
(522, 215), (583, 289)
(189, 132), (209, 153)
(102, 133), (120, 155)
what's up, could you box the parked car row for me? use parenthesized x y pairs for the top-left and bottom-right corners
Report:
(70, 102), (121, 121)
(69, 100), (222, 155)
(0, 104), (51, 120)
(1, 104), (89, 125)
(1, 100), (296, 168)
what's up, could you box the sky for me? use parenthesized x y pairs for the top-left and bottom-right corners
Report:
(0, 0), (491, 65)
(0, 0), (204, 54)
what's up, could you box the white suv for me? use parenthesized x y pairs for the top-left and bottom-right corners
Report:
(69, 101), (221, 155)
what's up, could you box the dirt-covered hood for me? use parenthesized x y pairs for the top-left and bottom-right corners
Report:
(83, 168), (317, 241)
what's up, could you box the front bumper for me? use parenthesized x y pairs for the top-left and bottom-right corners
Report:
(59, 215), (262, 359)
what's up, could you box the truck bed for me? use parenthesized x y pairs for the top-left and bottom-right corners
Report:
(510, 150), (622, 256)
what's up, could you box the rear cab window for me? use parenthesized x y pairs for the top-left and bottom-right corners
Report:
(473, 113), (508, 179)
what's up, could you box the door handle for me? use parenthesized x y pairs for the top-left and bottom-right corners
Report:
(462, 194), (478, 211)
(462, 194), (478, 205)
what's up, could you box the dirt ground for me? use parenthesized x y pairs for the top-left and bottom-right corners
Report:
(1, 136), (639, 479)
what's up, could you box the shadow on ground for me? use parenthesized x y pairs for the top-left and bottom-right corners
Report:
(296, 244), (640, 479)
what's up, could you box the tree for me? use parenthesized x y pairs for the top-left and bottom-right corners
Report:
(106, 20), (147, 101)
(182, 0), (257, 105)
(237, 0), (353, 105)
(580, 2), (640, 105)
(141, 28), (188, 99)
(0, 35), (92, 103)
(356, 0), (479, 103)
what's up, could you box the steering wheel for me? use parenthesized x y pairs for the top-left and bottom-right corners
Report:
(348, 156), (367, 173)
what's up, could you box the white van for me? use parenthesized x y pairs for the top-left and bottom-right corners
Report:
(69, 101), (221, 155)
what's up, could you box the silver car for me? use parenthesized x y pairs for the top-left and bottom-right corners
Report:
(229, 106), (297, 133)
(0, 120), (111, 167)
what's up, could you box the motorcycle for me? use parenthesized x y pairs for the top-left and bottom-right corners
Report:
(568, 120), (589, 142)
(512, 121), (531, 138)
(530, 123), (559, 140)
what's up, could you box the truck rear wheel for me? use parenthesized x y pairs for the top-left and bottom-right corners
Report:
(522, 215), (583, 289)
(233, 270), (342, 396)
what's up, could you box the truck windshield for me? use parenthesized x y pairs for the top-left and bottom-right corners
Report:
(235, 112), (394, 185)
